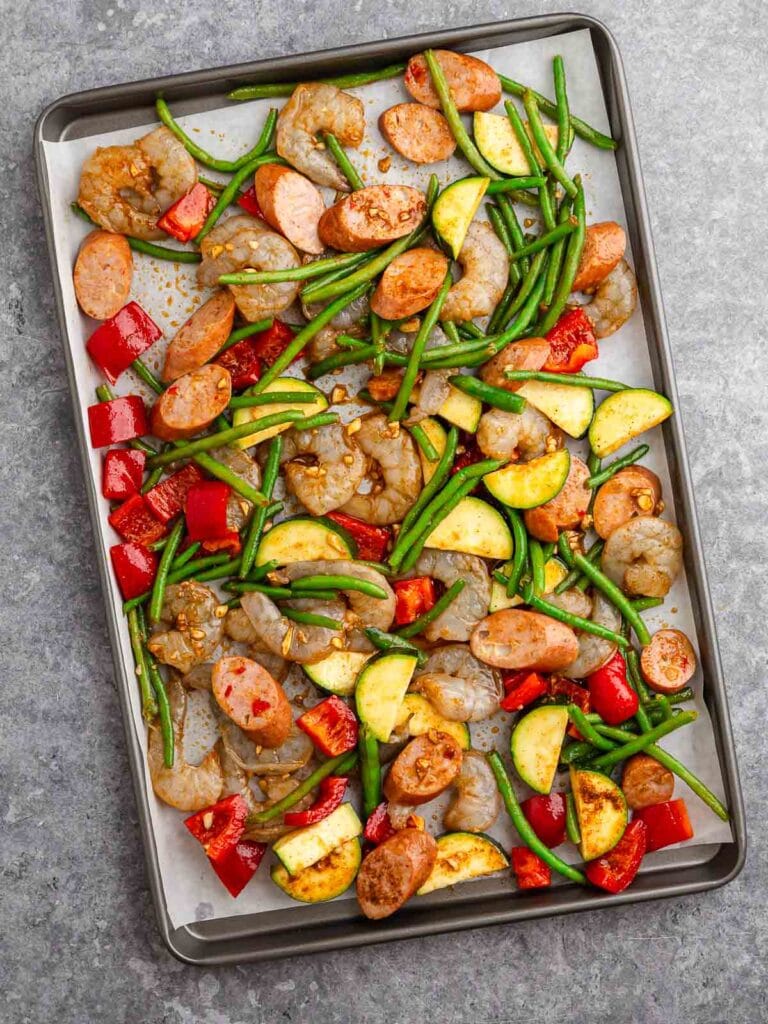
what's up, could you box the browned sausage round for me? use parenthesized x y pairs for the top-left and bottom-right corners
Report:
(404, 50), (501, 113)
(379, 103), (457, 164)
(572, 222), (627, 293)
(640, 629), (697, 694)
(162, 291), (236, 382)
(73, 229), (133, 320)
(524, 456), (591, 542)
(356, 827), (437, 919)
(383, 732), (463, 805)
(621, 753), (674, 809)
(150, 363), (232, 440)
(318, 185), (426, 253)
(370, 247), (449, 320)
(211, 655), (292, 748)
(470, 609), (580, 671)
(254, 164), (325, 255)
(480, 336), (551, 392)
(592, 466), (663, 540)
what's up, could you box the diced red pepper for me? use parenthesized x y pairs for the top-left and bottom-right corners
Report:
(547, 676), (591, 738)
(451, 434), (484, 492)
(363, 802), (396, 845)
(500, 671), (548, 712)
(296, 695), (358, 757)
(325, 511), (391, 561)
(587, 651), (639, 726)
(185, 481), (232, 541)
(250, 319), (295, 367)
(108, 492), (166, 545)
(211, 839), (267, 897)
(392, 577), (436, 626)
(102, 448), (146, 500)
(284, 776), (348, 827)
(156, 183), (216, 243)
(237, 184), (266, 220)
(110, 541), (157, 599)
(184, 794), (249, 864)
(201, 532), (242, 557)
(585, 818), (647, 893)
(88, 395), (149, 447)
(520, 793), (567, 848)
(86, 301), (162, 384)
(511, 847), (551, 889)
(214, 337), (262, 391)
(144, 464), (205, 524)
(543, 307), (599, 373)
(633, 799), (694, 852)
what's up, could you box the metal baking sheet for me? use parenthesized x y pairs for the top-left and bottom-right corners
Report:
(34, 13), (745, 965)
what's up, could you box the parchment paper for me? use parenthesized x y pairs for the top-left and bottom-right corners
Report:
(41, 28), (732, 930)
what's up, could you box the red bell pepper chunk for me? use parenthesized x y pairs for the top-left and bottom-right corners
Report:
(633, 799), (694, 852)
(251, 319), (296, 367)
(543, 307), (599, 373)
(110, 542), (157, 599)
(144, 463), (205, 524)
(511, 847), (551, 889)
(108, 492), (166, 545)
(86, 301), (162, 384)
(88, 395), (149, 448)
(185, 794), (249, 863)
(284, 776), (348, 827)
(185, 481), (231, 541)
(585, 818), (647, 893)
(296, 695), (358, 757)
(587, 652), (639, 726)
(237, 184), (266, 220)
(201, 532), (242, 557)
(214, 336), (262, 390)
(102, 448), (146, 500)
(211, 839), (267, 897)
(500, 671), (548, 712)
(325, 511), (391, 561)
(451, 434), (484, 493)
(520, 793), (567, 848)
(156, 183), (216, 243)
(547, 676), (591, 738)
(363, 802), (396, 845)
(392, 577), (436, 626)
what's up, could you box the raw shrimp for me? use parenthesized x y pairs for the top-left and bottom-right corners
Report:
(208, 446), (262, 531)
(148, 677), (223, 811)
(582, 258), (638, 339)
(477, 405), (563, 462)
(340, 414), (422, 525)
(601, 517), (683, 598)
(407, 550), (491, 642)
(303, 291), (371, 332)
(408, 370), (452, 423)
(239, 591), (345, 664)
(223, 608), (291, 680)
(412, 644), (502, 721)
(439, 222), (509, 323)
(560, 591), (622, 679)
(281, 422), (367, 516)
(444, 750), (501, 832)
(147, 581), (224, 675)
(197, 214), (301, 321)
(77, 126), (197, 240)
(244, 765), (318, 843)
(545, 588), (593, 620)
(276, 83), (365, 191)
(219, 718), (314, 776)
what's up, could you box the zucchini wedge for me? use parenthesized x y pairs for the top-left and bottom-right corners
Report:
(355, 653), (419, 742)
(424, 496), (513, 560)
(589, 388), (673, 458)
(432, 176), (489, 259)
(393, 693), (471, 750)
(272, 803), (362, 876)
(570, 768), (628, 861)
(473, 111), (559, 176)
(231, 377), (327, 449)
(303, 650), (372, 696)
(417, 832), (509, 895)
(437, 384), (482, 433)
(511, 705), (568, 794)
(483, 448), (570, 509)
(517, 379), (594, 439)
(271, 837), (361, 902)
(255, 515), (355, 566)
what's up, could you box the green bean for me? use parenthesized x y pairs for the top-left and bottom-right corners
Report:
(589, 712), (697, 771)
(359, 724), (381, 819)
(148, 517), (185, 624)
(364, 627), (428, 667)
(325, 132), (365, 190)
(565, 792), (581, 845)
(296, 412), (338, 431)
(488, 279), (518, 336)
(71, 203), (201, 263)
(537, 176), (586, 334)
(528, 594), (629, 647)
(300, 252), (380, 302)
(486, 176), (547, 194)
(228, 64), (406, 101)
(448, 374), (526, 414)
(170, 541), (201, 572)
(632, 596), (663, 612)
(156, 98), (277, 172)
(195, 153), (286, 244)
(552, 56), (570, 164)
(503, 369), (630, 391)
(499, 75), (617, 150)
(131, 359), (164, 395)
(308, 343), (377, 379)
(509, 219), (577, 262)
(487, 752), (586, 884)
(398, 475), (486, 575)
(224, 582), (316, 599)
(460, 321), (485, 339)
(218, 251), (366, 286)
(555, 539), (604, 594)
(566, 705), (615, 751)
(390, 271), (453, 421)
(442, 321), (462, 346)
(127, 607), (158, 720)
(229, 392), (317, 410)
(397, 580), (466, 639)
(587, 445), (650, 487)
(541, 542), (556, 562)
(189, 557), (243, 584)
(498, 248), (548, 330)
(486, 203), (515, 257)
(542, 195), (573, 308)
(570, 551), (651, 646)
(190, 450), (267, 506)
(145, 653), (174, 768)
(529, 539), (546, 597)
(140, 461), (166, 494)
(560, 740), (597, 766)
(625, 645), (653, 706)
(248, 750), (359, 823)
(557, 531), (576, 569)
(496, 192), (530, 273)
(503, 102), (555, 232)
(409, 422), (440, 462)
(291, 574), (388, 600)
(282, 608), (343, 630)
(146, 410), (306, 468)
(240, 435), (282, 579)
(500, 508), (527, 598)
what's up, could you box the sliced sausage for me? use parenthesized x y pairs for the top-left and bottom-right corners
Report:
(150, 363), (232, 440)
(318, 185), (426, 253)
(370, 248), (449, 320)
(254, 164), (325, 255)
(356, 827), (437, 919)
(480, 336), (550, 392)
(470, 609), (579, 672)
(572, 222), (627, 293)
(404, 50), (501, 113)
(621, 753), (674, 810)
(524, 456), (591, 542)
(640, 629), (697, 694)
(162, 291), (236, 382)
(378, 103), (457, 164)
(211, 655), (292, 749)
(73, 229), (133, 320)
(593, 466), (663, 540)
(383, 732), (463, 806)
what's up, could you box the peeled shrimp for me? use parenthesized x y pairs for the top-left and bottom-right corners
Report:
(545, 588), (593, 620)
(412, 644), (502, 722)
(601, 517), (683, 598)
(582, 258), (638, 339)
(77, 126), (197, 240)
(439, 221), (509, 323)
(477, 405), (563, 462)
(340, 413), (422, 525)
(281, 422), (367, 516)
(408, 370), (452, 424)
(444, 750), (501, 832)
(148, 677), (223, 811)
(219, 718), (314, 776)
(198, 214), (301, 321)
(407, 550), (491, 642)
(560, 591), (622, 679)
(240, 591), (345, 664)
(303, 292), (371, 333)
(244, 765), (317, 843)
(147, 581), (224, 675)
(276, 83), (365, 191)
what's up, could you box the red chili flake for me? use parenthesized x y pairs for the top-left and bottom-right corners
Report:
(224, 685), (233, 698)
(251, 699), (271, 716)
(234, 665), (246, 675)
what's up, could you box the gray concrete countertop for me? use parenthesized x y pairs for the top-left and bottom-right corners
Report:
(2, 1), (766, 1021)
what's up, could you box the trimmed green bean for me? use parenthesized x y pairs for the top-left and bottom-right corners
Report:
(542, 195), (573, 308)
(229, 391), (317, 409)
(529, 539), (546, 596)
(218, 251), (365, 286)
(148, 517), (185, 624)
(560, 740), (597, 766)
(442, 321), (462, 346)
(131, 359), (164, 395)
(195, 152), (286, 244)
(537, 175), (586, 335)
(170, 542), (201, 572)
(390, 270), (453, 421)
(632, 596), (664, 612)
(587, 445), (650, 488)
(291, 574), (388, 600)
(359, 724), (381, 819)
(523, 91), (577, 200)
(503, 369), (630, 391)
(487, 203), (515, 257)
(156, 98), (276, 172)
(409, 422), (440, 462)
(529, 594), (629, 647)
(228, 64), (406, 101)
(248, 751), (359, 823)
(240, 435), (282, 578)
(189, 557), (244, 584)
(127, 607), (158, 720)
(557, 531), (576, 569)
(325, 132), (365, 190)
(509, 220), (577, 262)
(503, 508), (528, 598)
(496, 191), (531, 272)
(397, 580), (466, 639)
(552, 56), (570, 164)
(300, 252), (379, 302)
(503, 102), (555, 232)
(589, 712), (697, 771)
(147, 410), (307, 468)
(486, 176), (547, 194)
(570, 551), (652, 646)
(364, 627), (428, 667)
(282, 608), (343, 630)
(72, 203), (201, 263)
(555, 538), (603, 594)
(448, 374), (526, 414)
(145, 653), (174, 768)
(566, 705), (615, 751)
(191, 450), (267, 507)
(565, 792), (581, 845)
(499, 74), (617, 150)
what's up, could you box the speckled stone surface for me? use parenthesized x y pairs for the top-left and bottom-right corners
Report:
(2, 1), (766, 1021)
